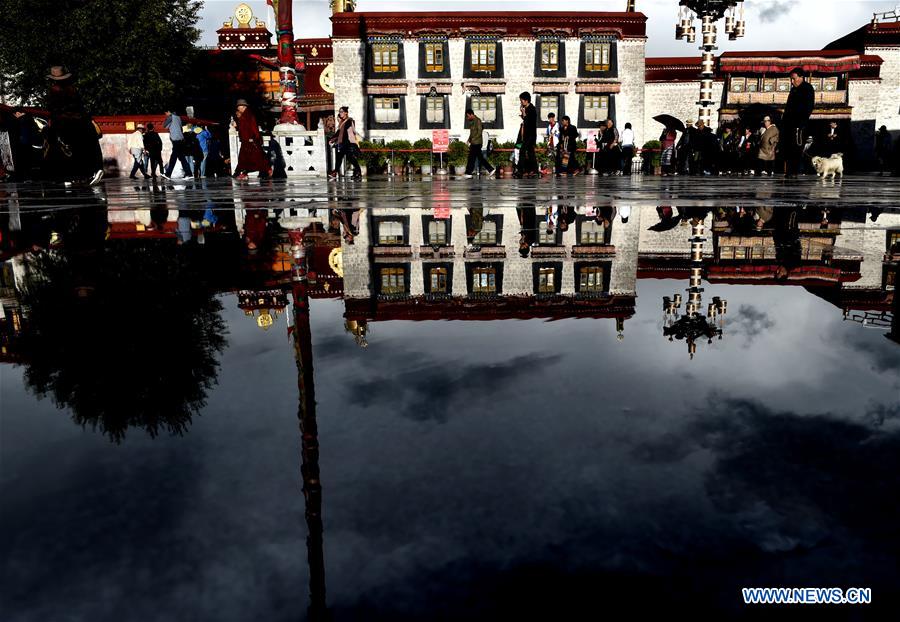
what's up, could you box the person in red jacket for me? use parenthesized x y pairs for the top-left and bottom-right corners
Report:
(233, 99), (271, 180)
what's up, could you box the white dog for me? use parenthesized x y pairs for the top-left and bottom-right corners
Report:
(811, 153), (844, 179)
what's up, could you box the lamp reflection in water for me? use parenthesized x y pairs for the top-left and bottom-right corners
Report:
(662, 220), (727, 359)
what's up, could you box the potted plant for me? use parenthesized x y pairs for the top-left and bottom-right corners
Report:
(386, 139), (412, 176)
(641, 140), (662, 175)
(494, 141), (516, 177)
(411, 138), (433, 175)
(448, 140), (469, 175)
(358, 140), (386, 175)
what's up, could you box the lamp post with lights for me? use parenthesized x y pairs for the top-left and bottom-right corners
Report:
(675, 0), (746, 128)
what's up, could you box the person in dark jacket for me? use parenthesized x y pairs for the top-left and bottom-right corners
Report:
(556, 115), (580, 176)
(464, 109), (495, 177)
(781, 67), (816, 177)
(515, 92), (538, 178)
(45, 65), (103, 185)
(875, 125), (893, 176)
(11, 108), (42, 181)
(677, 120), (695, 175)
(143, 123), (164, 179)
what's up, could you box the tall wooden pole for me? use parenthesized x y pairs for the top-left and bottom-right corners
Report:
(269, 0), (299, 125)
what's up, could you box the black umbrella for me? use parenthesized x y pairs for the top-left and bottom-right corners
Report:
(648, 206), (682, 232)
(739, 104), (781, 129)
(654, 114), (686, 133)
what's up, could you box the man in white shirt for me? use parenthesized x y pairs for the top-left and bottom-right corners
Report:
(545, 112), (560, 172)
(620, 122), (635, 175)
(127, 124), (149, 179)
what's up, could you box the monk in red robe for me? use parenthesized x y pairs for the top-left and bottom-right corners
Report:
(233, 99), (271, 180)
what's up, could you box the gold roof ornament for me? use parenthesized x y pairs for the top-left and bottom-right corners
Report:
(331, 0), (356, 14)
(257, 311), (275, 330)
(235, 3), (254, 28)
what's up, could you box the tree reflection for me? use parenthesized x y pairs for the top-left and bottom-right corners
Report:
(19, 242), (227, 442)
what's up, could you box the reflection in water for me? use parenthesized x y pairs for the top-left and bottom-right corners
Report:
(17, 236), (227, 442)
(1, 189), (899, 619)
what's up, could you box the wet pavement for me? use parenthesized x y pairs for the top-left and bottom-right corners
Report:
(1, 180), (899, 621)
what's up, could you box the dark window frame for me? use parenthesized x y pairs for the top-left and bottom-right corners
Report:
(367, 95), (408, 130)
(367, 39), (405, 79)
(466, 262), (504, 296)
(424, 262), (454, 295)
(578, 94), (616, 129)
(463, 39), (504, 79)
(422, 215), (452, 246)
(578, 39), (618, 78)
(418, 40), (451, 78)
(536, 94), (566, 127)
(534, 40), (566, 78)
(419, 95), (451, 129)
(532, 262), (563, 294)
(372, 215), (411, 246)
(574, 261), (612, 294)
(464, 94), (504, 130)
(464, 213), (503, 245)
(377, 263), (411, 297)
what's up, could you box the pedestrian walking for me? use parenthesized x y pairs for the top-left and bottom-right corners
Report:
(556, 116), (580, 176)
(163, 109), (193, 178)
(515, 92), (538, 178)
(875, 125), (893, 176)
(677, 120), (695, 175)
(737, 126), (757, 174)
(197, 125), (212, 177)
(620, 122), (635, 175)
(232, 99), (272, 180)
(464, 109), (495, 178)
(782, 67), (815, 177)
(328, 106), (362, 180)
(127, 124), (149, 179)
(45, 66), (104, 185)
(143, 122), (164, 179)
(600, 118), (621, 175)
(659, 128), (678, 175)
(757, 116), (780, 176)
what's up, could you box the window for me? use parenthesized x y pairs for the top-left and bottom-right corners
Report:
(776, 77), (791, 92)
(538, 223), (558, 245)
(823, 77), (838, 92)
(472, 267), (497, 294)
(378, 220), (404, 245)
(428, 219), (448, 245)
(473, 220), (497, 245)
(540, 95), (559, 123)
(470, 96), (496, 123)
(730, 77), (746, 93)
(583, 95), (609, 123)
(579, 266), (604, 292)
(373, 43), (399, 73)
(429, 267), (448, 293)
(746, 78), (759, 93)
(580, 220), (605, 244)
(425, 96), (444, 124)
(540, 42), (559, 71)
(470, 42), (497, 72)
(762, 78), (776, 93)
(380, 267), (406, 295)
(584, 42), (610, 72)
(538, 267), (556, 293)
(374, 97), (401, 124)
(425, 43), (444, 72)
(258, 70), (280, 95)
(808, 77), (823, 91)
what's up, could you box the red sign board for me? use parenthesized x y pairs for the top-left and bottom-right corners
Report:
(432, 129), (449, 153)
(586, 130), (600, 153)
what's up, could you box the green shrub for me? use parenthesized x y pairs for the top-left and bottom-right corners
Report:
(358, 140), (386, 172)
(411, 138), (433, 166)
(386, 139), (412, 166)
(448, 140), (468, 166)
(641, 140), (662, 167)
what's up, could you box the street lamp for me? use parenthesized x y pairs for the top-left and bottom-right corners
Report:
(662, 220), (727, 359)
(675, 0), (746, 128)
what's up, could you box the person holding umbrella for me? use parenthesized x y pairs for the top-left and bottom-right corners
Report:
(654, 115), (685, 176)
